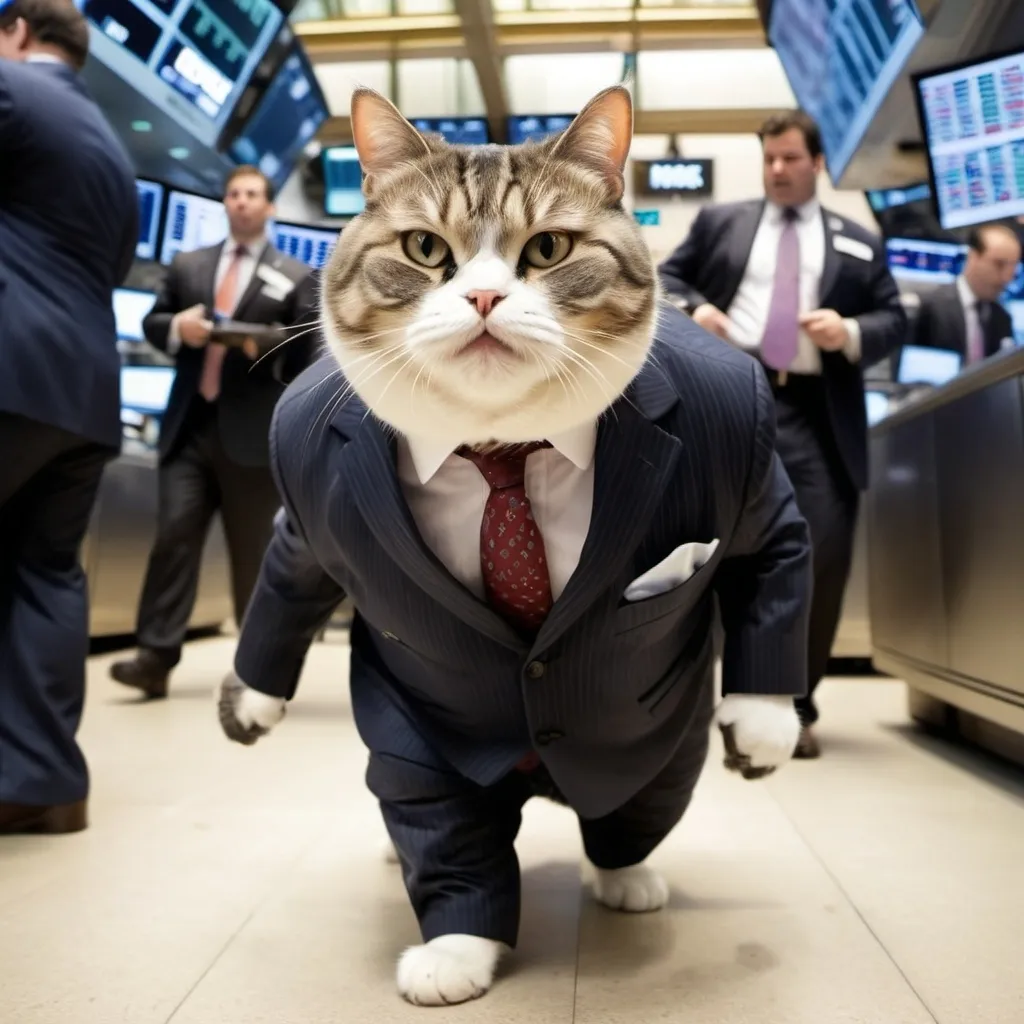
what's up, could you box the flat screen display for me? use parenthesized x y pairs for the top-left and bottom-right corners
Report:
(885, 237), (968, 284)
(135, 178), (165, 261)
(507, 114), (574, 145)
(159, 188), (228, 264)
(914, 48), (1024, 229)
(897, 344), (962, 386)
(121, 365), (176, 415)
(272, 221), (339, 270)
(82, 0), (283, 147)
(113, 288), (158, 341)
(769, 0), (925, 181)
(865, 389), (890, 426)
(323, 146), (365, 217)
(228, 45), (329, 193)
(410, 117), (490, 145)
(866, 181), (931, 213)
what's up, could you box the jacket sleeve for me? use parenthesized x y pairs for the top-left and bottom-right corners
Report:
(657, 206), (713, 310)
(233, 398), (347, 700)
(714, 364), (812, 698)
(142, 257), (186, 353)
(849, 245), (909, 366)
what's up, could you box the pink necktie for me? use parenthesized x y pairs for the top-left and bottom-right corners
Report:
(761, 208), (801, 371)
(199, 245), (247, 402)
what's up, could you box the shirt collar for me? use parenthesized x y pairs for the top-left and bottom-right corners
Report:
(404, 421), (598, 485)
(25, 53), (65, 66)
(957, 273), (980, 308)
(767, 197), (820, 225)
(227, 236), (267, 260)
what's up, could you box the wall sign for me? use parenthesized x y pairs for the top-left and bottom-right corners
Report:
(633, 158), (714, 198)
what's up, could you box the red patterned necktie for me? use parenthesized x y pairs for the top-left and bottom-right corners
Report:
(458, 442), (553, 634)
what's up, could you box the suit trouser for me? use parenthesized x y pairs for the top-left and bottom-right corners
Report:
(135, 400), (280, 666)
(771, 379), (859, 726)
(0, 413), (115, 805)
(368, 718), (711, 948)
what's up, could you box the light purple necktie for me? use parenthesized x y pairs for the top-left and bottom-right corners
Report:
(760, 208), (800, 370)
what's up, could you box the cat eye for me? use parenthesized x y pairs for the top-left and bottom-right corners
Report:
(402, 231), (451, 269)
(522, 232), (573, 269)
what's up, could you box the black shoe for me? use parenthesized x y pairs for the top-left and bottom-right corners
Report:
(109, 649), (171, 699)
(793, 725), (821, 759)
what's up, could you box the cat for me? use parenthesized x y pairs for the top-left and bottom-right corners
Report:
(223, 84), (804, 1007)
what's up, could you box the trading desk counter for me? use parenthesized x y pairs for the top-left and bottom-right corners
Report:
(867, 345), (1024, 762)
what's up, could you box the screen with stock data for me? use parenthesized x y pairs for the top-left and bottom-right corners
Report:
(159, 189), (228, 264)
(769, 0), (924, 181)
(915, 50), (1024, 229)
(410, 117), (490, 145)
(135, 178), (165, 261)
(83, 0), (283, 147)
(506, 114), (574, 145)
(272, 222), (339, 271)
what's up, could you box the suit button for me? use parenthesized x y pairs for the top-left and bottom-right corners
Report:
(535, 729), (564, 746)
(526, 660), (546, 679)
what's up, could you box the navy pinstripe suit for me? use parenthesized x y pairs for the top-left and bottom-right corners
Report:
(235, 305), (811, 946)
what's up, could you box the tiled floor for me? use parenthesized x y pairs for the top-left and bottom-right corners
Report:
(2, 633), (1024, 1023)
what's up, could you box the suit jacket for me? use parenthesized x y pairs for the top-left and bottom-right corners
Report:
(234, 307), (812, 819)
(144, 242), (318, 467)
(658, 199), (908, 490)
(912, 283), (1015, 363)
(0, 60), (137, 449)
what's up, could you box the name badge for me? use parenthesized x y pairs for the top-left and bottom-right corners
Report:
(832, 234), (873, 262)
(255, 264), (294, 296)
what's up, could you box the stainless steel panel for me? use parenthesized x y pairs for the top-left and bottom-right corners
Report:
(831, 510), (871, 658)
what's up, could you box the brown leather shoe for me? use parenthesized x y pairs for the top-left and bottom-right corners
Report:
(0, 800), (88, 835)
(110, 649), (170, 699)
(794, 725), (821, 760)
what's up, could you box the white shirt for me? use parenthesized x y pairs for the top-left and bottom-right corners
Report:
(397, 424), (597, 601)
(726, 199), (861, 373)
(956, 274), (986, 364)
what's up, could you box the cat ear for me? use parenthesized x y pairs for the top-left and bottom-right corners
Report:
(550, 85), (633, 201)
(350, 88), (430, 188)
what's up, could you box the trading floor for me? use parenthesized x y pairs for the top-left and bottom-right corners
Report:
(1, 634), (1022, 1023)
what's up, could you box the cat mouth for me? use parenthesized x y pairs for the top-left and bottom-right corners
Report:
(458, 331), (519, 359)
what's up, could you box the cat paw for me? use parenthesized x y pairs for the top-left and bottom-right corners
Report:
(396, 935), (503, 1006)
(715, 694), (800, 778)
(382, 837), (400, 864)
(593, 863), (669, 913)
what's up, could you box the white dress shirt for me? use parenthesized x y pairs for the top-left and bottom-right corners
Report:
(726, 199), (861, 373)
(956, 274), (987, 364)
(397, 424), (597, 601)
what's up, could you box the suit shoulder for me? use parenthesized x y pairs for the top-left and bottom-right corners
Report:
(824, 209), (883, 251)
(272, 355), (366, 453)
(699, 199), (760, 225)
(275, 252), (314, 282)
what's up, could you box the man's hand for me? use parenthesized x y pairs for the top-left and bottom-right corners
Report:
(715, 694), (800, 780)
(177, 304), (214, 348)
(691, 303), (735, 341)
(217, 672), (287, 746)
(241, 338), (259, 360)
(799, 308), (849, 352)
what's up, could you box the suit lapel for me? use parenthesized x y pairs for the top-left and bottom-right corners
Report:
(232, 244), (275, 320)
(723, 201), (764, 307)
(342, 415), (526, 652)
(199, 244), (224, 312)
(947, 287), (969, 357)
(818, 210), (841, 305)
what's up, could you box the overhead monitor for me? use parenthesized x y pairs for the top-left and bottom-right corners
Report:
(768, 0), (925, 182)
(159, 188), (228, 264)
(409, 117), (490, 145)
(135, 178), (165, 261)
(228, 44), (329, 193)
(866, 181), (931, 214)
(113, 287), (158, 342)
(272, 221), (339, 271)
(81, 0), (284, 148)
(120, 365), (177, 415)
(322, 146), (365, 217)
(897, 344), (962, 387)
(914, 47), (1024, 230)
(506, 114), (574, 145)
(885, 237), (968, 285)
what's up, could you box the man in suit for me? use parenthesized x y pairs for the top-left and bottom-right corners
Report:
(109, 167), (317, 698)
(659, 110), (907, 758)
(0, 0), (137, 834)
(913, 224), (1020, 365)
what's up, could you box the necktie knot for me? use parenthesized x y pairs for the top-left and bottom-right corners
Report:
(782, 206), (799, 223)
(458, 442), (551, 490)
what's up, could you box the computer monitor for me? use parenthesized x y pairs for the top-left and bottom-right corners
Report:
(272, 221), (340, 271)
(120, 365), (176, 415)
(409, 117), (490, 145)
(866, 182), (932, 215)
(135, 178), (165, 262)
(885, 237), (969, 285)
(865, 389), (891, 427)
(897, 344), (962, 386)
(914, 47), (1024, 230)
(768, 0), (925, 182)
(113, 287), (158, 342)
(506, 114), (574, 145)
(159, 189), (229, 264)
(228, 44), (329, 193)
(322, 146), (365, 218)
(81, 0), (284, 148)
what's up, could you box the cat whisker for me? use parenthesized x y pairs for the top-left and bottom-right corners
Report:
(560, 330), (647, 374)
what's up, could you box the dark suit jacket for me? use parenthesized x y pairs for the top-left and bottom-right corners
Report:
(658, 199), (907, 490)
(234, 307), (812, 819)
(912, 282), (1014, 363)
(144, 242), (318, 467)
(0, 59), (137, 449)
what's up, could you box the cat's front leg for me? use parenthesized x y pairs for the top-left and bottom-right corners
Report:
(715, 694), (801, 779)
(397, 935), (505, 1006)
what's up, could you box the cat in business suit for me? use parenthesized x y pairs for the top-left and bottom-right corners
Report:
(217, 86), (812, 1006)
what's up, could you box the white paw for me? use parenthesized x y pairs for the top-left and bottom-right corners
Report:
(716, 694), (800, 770)
(235, 685), (287, 732)
(396, 935), (503, 1006)
(382, 837), (400, 864)
(593, 863), (669, 912)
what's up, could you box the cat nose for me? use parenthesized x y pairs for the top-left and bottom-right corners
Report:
(466, 290), (504, 317)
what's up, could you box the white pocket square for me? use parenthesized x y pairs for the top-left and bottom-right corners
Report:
(624, 539), (720, 602)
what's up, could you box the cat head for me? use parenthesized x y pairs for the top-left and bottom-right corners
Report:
(321, 85), (658, 445)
